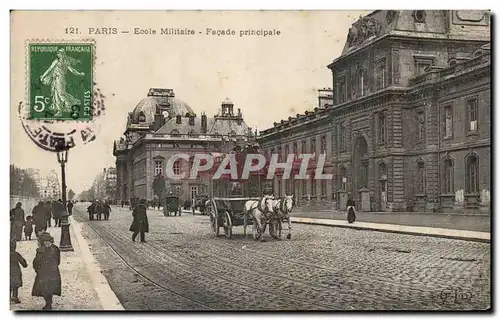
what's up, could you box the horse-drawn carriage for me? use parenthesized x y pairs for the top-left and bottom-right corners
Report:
(163, 195), (182, 216)
(203, 144), (294, 241)
(87, 200), (112, 221)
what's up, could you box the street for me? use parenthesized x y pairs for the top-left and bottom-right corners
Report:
(72, 204), (490, 311)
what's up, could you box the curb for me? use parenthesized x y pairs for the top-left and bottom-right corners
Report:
(290, 218), (490, 243)
(70, 218), (125, 310)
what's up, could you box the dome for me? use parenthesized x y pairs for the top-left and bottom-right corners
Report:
(221, 97), (234, 106)
(131, 96), (196, 125)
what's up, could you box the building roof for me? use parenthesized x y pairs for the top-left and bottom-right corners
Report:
(155, 115), (251, 137)
(131, 96), (195, 125)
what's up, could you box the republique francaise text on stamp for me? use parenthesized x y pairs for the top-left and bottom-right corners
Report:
(28, 42), (94, 121)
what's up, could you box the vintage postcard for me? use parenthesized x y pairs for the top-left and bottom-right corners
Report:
(10, 10), (491, 311)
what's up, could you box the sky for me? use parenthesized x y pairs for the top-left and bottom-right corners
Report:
(10, 10), (369, 194)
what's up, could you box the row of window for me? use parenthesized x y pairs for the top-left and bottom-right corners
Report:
(334, 153), (480, 195)
(270, 136), (328, 160)
(154, 160), (181, 176)
(276, 178), (328, 197)
(336, 97), (480, 151)
(416, 154), (480, 194)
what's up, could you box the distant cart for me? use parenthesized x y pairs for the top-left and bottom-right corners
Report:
(163, 195), (181, 217)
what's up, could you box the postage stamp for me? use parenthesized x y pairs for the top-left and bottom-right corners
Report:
(28, 42), (94, 120)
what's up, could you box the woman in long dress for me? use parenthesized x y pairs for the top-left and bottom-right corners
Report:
(39, 48), (85, 116)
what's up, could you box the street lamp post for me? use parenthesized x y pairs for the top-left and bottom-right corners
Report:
(56, 142), (74, 252)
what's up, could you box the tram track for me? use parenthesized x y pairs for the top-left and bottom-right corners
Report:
(82, 219), (214, 310)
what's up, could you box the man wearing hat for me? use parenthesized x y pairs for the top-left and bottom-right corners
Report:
(31, 232), (61, 310)
(129, 199), (149, 242)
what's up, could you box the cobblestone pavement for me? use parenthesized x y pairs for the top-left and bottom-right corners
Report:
(292, 210), (490, 232)
(73, 205), (490, 311)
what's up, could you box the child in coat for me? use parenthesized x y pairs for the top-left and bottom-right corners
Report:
(32, 232), (61, 310)
(10, 240), (27, 304)
(24, 215), (34, 240)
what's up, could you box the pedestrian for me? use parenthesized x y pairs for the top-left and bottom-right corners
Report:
(10, 239), (27, 304)
(33, 201), (48, 237)
(87, 201), (96, 220)
(24, 215), (34, 240)
(10, 202), (25, 241)
(129, 199), (149, 243)
(121, 200), (124, 208)
(45, 201), (52, 228)
(102, 201), (111, 220)
(346, 195), (356, 224)
(31, 232), (61, 310)
(53, 199), (63, 227)
(67, 201), (74, 216)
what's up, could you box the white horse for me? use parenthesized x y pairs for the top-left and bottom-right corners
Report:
(244, 196), (275, 241)
(271, 195), (294, 239)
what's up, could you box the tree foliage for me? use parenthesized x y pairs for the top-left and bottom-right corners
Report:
(152, 174), (166, 198)
(67, 189), (76, 200)
(10, 165), (40, 197)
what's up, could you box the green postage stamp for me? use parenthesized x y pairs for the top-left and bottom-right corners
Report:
(28, 42), (94, 120)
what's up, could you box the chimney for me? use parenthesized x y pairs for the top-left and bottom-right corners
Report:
(201, 113), (207, 133)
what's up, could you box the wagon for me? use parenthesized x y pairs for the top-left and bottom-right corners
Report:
(202, 144), (275, 239)
(206, 197), (261, 239)
(163, 195), (182, 216)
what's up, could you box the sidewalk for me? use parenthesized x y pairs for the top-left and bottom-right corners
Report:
(291, 210), (490, 232)
(291, 217), (490, 243)
(10, 218), (123, 311)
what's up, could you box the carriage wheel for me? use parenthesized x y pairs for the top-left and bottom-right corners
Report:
(223, 211), (233, 239)
(210, 212), (220, 237)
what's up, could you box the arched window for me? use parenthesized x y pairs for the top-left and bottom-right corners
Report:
(465, 154), (479, 193)
(443, 158), (454, 194)
(173, 160), (181, 175)
(154, 158), (164, 176)
(416, 161), (425, 194)
(171, 129), (180, 136)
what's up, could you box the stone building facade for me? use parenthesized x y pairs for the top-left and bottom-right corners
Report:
(258, 10), (491, 213)
(113, 88), (256, 204)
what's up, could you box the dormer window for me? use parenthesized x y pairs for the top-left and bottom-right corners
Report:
(171, 129), (180, 136)
(138, 111), (146, 123)
(176, 115), (182, 124)
(413, 10), (426, 23)
(188, 115), (195, 126)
